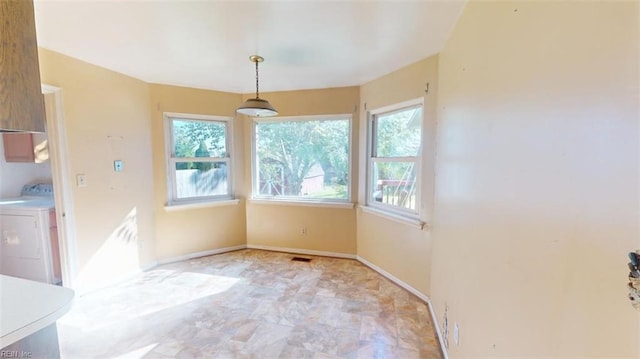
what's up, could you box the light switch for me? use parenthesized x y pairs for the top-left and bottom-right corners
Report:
(114, 160), (124, 172)
(76, 174), (88, 187)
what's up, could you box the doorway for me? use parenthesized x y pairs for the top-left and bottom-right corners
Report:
(42, 84), (78, 288)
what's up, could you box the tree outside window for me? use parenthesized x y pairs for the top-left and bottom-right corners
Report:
(254, 116), (351, 201)
(369, 104), (422, 214)
(165, 114), (232, 205)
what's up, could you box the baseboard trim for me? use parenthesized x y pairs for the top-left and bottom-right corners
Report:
(356, 256), (429, 302)
(246, 244), (356, 259)
(356, 255), (449, 359)
(140, 261), (158, 272)
(156, 245), (248, 265)
(427, 296), (449, 359)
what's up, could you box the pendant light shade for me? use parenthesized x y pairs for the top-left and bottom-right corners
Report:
(237, 55), (278, 117)
(237, 98), (278, 117)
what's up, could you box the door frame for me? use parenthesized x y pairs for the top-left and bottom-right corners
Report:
(42, 84), (78, 288)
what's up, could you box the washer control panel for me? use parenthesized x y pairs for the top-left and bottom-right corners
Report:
(20, 183), (54, 197)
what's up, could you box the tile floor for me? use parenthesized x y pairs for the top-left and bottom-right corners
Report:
(57, 249), (442, 358)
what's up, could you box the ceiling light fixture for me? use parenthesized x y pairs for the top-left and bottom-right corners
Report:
(236, 55), (278, 117)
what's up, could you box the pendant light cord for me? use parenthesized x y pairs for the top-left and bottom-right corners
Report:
(255, 60), (260, 99)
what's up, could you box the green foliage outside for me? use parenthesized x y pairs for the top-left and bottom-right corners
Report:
(170, 110), (421, 200)
(173, 120), (226, 170)
(374, 107), (422, 181)
(256, 119), (349, 197)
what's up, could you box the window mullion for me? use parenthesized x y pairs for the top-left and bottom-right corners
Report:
(371, 117), (378, 157)
(371, 157), (417, 163)
(177, 157), (227, 162)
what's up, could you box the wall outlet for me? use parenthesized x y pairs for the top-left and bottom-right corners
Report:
(300, 227), (308, 236)
(454, 322), (460, 346)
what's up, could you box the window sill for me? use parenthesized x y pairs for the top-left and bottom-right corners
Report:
(249, 198), (355, 209)
(164, 199), (240, 212)
(358, 205), (427, 230)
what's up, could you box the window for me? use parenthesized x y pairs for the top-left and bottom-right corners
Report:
(253, 115), (351, 202)
(367, 100), (423, 217)
(164, 113), (233, 205)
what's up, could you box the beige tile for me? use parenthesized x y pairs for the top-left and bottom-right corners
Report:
(314, 352), (345, 359)
(250, 299), (290, 324)
(287, 323), (339, 354)
(356, 342), (422, 359)
(150, 339), (183, 357)
(57, 249), (442, 359)
(229, 319), (261, 342)
(279, 300), (311, 327)
(244, 322), (292, 356)
(279, 344), (316, 358)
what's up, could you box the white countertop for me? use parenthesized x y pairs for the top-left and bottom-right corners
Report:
(0, 275), (74, 348)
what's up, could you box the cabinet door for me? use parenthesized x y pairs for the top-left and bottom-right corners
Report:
(3, 133), (35, 162)
(1, 214), (40, 260)
(0, 0), (46, 132)
(1, 213), (46, 282)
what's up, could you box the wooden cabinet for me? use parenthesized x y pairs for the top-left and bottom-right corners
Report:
(0, 0), (46, 132)
(2, 133), (35, 162)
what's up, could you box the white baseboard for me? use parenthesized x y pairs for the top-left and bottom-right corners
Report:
(356, 255), (449, 359)
(427, 297), (449, 359)
(140, 261), (158, 272)
(246, 244), (356, 259)
(356, 256), (429, 302)
(156, 245), (247, 265)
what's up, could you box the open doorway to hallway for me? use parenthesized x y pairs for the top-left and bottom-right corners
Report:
(42, 85), (78, 288)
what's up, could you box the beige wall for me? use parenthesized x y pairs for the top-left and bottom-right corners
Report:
(38, 48), (155, 292)
(357, 56), (438, 295)
(431, 1), (639, 357)
(243, 87), (359, 255)
(149, 84), (247, 260)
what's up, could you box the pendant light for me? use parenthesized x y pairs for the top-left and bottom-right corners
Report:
(236, 55), (278, 117)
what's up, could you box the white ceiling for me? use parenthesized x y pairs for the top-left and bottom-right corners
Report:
(33, 0), (465, 94)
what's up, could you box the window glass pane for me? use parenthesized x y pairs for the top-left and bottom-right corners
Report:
(175, 162), (228, 199)
(255, 119), (349, 200)
(372, 161), (417, 211)
(374, 107), (422, 157)
(172, 120), (227, 158)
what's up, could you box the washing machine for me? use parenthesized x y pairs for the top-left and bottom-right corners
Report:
(0, 183), (60, 284)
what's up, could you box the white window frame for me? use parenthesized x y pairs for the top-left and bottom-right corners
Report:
(163, 112), (234, 207)
(251, 114), (353, 205)
(366, 98), (424, 220)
